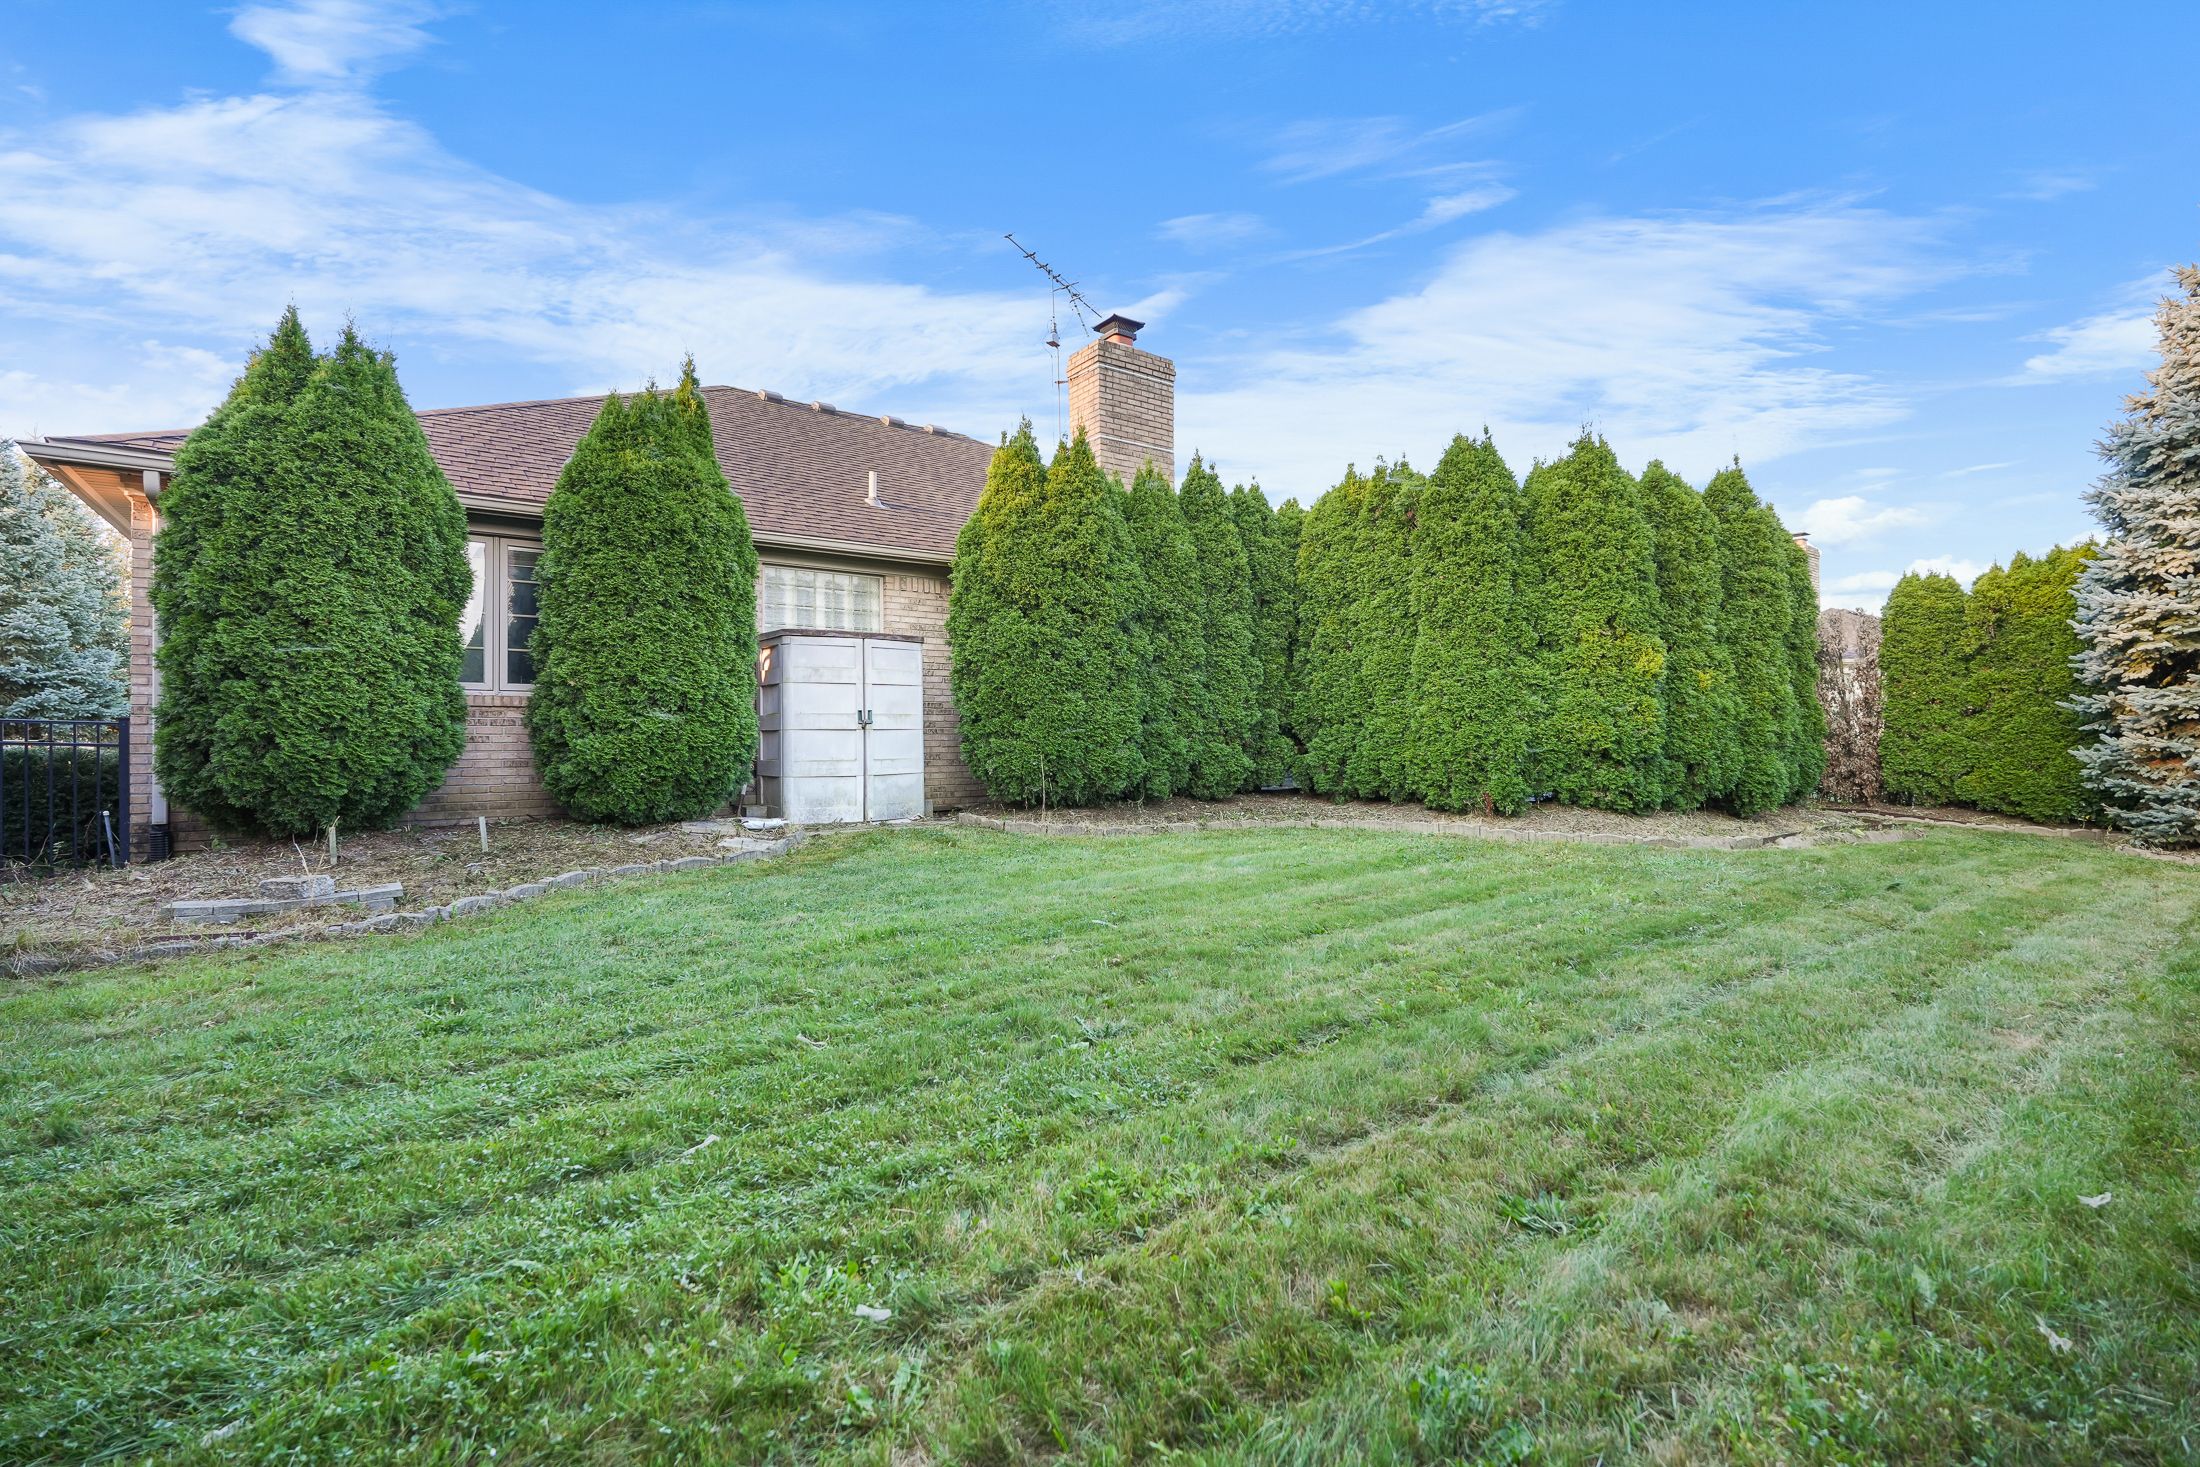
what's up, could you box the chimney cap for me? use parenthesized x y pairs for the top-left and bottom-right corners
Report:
(1092, 313), (1144, 344)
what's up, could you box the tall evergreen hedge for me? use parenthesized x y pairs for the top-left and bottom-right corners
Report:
(1346, 460), (1424, 802)
(1272, 497), (1305, 776)
(526, 363), (759, 825)
(1878, 570), (1970, 804)
(1703, 463), (1799, 815)
(1782, 532), (1828, 801)
(1520, 435), (1666, 810)
(1292, 467), (1370, 795)
(1955, 546), (2098, 823)
(1406, 433), (1529, 813)
(947, 426), (1145, 805)
(1230, 482), (1296, 790)
(1640, 461), (1739, 807)
(153, 311), (470, 836)
(1125, 464), (1202, 800)
(1178, 455), (1255, 799)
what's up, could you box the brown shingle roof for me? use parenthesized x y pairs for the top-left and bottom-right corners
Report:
(36, 386), (994, 565)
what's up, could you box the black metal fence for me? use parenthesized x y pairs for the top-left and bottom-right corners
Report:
(1, 717), (130, 870)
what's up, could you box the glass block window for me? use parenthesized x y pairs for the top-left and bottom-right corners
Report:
(760, 564), (883, 632)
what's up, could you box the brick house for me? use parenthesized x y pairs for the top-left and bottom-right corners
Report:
(18, 315), (1176, 856)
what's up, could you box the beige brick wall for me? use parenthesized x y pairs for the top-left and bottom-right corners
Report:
(414, 693), (561, 825)
(1066, 337), (1176, 486)
(130, 536), (979, 854)
(877, 566), (984, 810)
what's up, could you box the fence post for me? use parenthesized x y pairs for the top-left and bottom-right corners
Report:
(115, 716), (131, 867)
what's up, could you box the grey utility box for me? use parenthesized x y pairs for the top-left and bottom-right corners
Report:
(755, 629), (926, 823)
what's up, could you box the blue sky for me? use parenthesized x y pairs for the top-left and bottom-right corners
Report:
(3, 0), (2194, 608)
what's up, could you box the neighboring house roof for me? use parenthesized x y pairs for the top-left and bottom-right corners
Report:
(25, 386), (995, 565)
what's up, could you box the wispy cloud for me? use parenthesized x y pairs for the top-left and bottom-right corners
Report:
(1941, 461), (2013, 477)
(1907, 554), (1987, 585)
(2004, 167), (2096, 202)
(1156, 211), (1270, 250)
(2017, 288), (2157, 383)
(1259, 111), (1515, 184)
(1795, 494), (1934, 547)
(230, 0), (444, 86)
(0, 3), (1050, 437)
(1063, 0), (1552, 47)
(1285, 183), (1517, 259)
(1181, 200), (1956, 497)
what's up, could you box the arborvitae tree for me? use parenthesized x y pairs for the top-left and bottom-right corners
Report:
(2072, 265), (2200, 844)
(1519, 434), (1666, 810)
(1406, 433), (1530, 813)
(153, 312), (470, 836)
(947, 425), (1145, 805)
(1704, 463), (1800, 815)
(1178, 454), (1255, 798)
(1272, 497), (1305, 773)
(1877, 571), (1970, 805)
(527, 362), (759, 824)
(1781, 528), (1828, 801)
(1125, 464), (1201, 800)
(1346, 459), (1424, 801)
(153, 306), (318, 832)
(1957, 545), (2098, 823)
(1639, 460), (1738, 808)
(0, 446), (126, 718)
(1292, 467), (1370, 795)
(1230, 482), (1296, 790)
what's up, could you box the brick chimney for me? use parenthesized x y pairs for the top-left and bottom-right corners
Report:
(1793, 531), (1821, 593)
(1066, 313), (1175, 485)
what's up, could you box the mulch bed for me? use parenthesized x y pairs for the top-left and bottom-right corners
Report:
(2, 818), (759, 971)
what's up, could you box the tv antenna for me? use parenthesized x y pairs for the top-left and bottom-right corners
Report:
(1005, 233), (1100, 443)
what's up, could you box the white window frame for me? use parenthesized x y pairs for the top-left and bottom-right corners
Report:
(462, 535), (542, 693)
(758, 562), (883, 634)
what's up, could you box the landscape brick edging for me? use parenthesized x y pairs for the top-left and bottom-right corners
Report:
(6, 835), (800, 981)
(953, 811), (1919, 852)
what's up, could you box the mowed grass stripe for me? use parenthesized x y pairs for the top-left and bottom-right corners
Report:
(2, 828), (2191, 1465)
(0, 831), (2085, 1451)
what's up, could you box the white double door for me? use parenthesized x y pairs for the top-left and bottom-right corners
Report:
(757, 633), (924, 823)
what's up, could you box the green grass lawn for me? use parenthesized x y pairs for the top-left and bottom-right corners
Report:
(4, 826), (2196, 1464)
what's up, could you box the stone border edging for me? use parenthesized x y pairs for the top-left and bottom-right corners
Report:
(6, 835), (801, 980)
(954, 810), (1918, 852)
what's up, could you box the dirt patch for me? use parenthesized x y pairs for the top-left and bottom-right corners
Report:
(2, 817), (766, 971)
(962, 791), (1881, 846)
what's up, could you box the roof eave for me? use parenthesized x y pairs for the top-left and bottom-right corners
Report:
(16, 435), (176, 479)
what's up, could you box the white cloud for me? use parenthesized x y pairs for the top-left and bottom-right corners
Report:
(1182, 201), (1952, 497)
(1421, 186), (1517, 223)
(1794, 494), (1932, 547)
(2018, 304), (2154, 382)
(231, 0), (442, 86)
(1820, 568), (1899, 612)
(1942, 461), (2013, 477)
(2005, 168), (2096, 202)
(1156, 212), (1269, 250)
(0, 39), (1047, 437)
(1830, 570), (1898, 592)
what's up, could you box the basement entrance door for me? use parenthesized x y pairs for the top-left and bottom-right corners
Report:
(755, 629), (926, 823)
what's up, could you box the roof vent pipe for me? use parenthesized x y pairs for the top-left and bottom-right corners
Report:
(866, 469), (879, 506)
